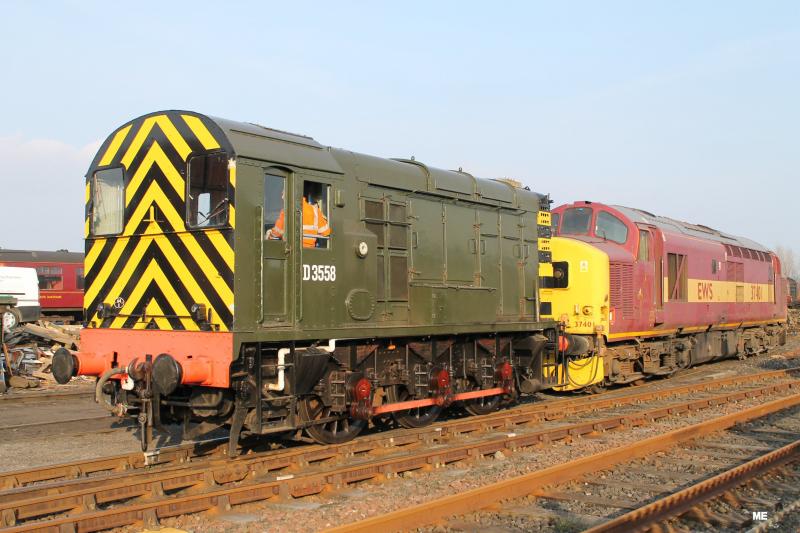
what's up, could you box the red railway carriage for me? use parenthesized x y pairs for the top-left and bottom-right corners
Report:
(0, 250), (85, 320)
(548, 201), (787, 388)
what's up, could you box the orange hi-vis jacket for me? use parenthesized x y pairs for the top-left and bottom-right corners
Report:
(271, 198), (331, 247)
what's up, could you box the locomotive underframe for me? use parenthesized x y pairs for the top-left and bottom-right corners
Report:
(109, 327), (568, 453)
(594, 323), (787, 385)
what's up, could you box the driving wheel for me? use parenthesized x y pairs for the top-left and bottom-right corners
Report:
(386, 385), (442, 429)
(299, 395), (365, 444)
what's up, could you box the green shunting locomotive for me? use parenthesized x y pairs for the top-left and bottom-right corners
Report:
(53, 110), (580, 453)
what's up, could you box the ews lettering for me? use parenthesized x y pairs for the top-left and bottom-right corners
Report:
(697, 282), (714, 301)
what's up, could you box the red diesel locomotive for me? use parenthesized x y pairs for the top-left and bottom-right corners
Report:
(0, 250), (85, 321)
(546, 201), (787, 389)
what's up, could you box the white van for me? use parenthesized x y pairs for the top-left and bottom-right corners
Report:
(0, 266), (40, 331)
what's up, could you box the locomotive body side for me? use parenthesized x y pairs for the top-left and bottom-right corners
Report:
(550, 201), (787, 387)
(54, 110), (570, 451)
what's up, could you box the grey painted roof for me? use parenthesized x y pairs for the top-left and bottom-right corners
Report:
(611, 205), (770, 252)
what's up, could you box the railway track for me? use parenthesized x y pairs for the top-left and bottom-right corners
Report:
(1, 366), (796, 490)
(587, 431), (800, 532)
(0, 389), (93, 406)
(330, 393), (800, 532)
(0, 387), (130, 439)
(1, 369), (799, 532)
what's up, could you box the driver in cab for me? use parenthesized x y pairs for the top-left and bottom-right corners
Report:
(265, 184), (330, 248)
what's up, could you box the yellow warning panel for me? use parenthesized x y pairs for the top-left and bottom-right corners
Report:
(537, 211), (551, 226)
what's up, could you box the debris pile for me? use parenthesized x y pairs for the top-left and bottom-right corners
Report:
(1, 321), (81, 392)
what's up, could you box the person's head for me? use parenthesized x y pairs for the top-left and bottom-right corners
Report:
(303, 182), (314, 201)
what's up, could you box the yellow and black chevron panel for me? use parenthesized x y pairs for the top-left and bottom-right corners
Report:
(537, 207), (554, 318)
(84, 112), (236, 332)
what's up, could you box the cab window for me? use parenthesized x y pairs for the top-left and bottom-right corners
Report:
(637, 230), (650, 261)
(263, 173), (285, 240)
(187, 153), (229, 228)
(302, 181), (331, 249)
(595, 211), (628, 244)
(551, 212), (560, 235)
(91, 167), (124, 236)
(560, 207), (591, 235)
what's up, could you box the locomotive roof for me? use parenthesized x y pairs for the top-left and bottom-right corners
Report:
(611, 205), (770, 253)
(210, 116), (345, 174)
(89, 111), (547, 212)
(205, 113), (546, 210)
(0, 249), (84, 263)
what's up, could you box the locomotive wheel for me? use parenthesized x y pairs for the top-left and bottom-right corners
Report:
(299, 395), (365, 445)
(463, 379), (501, 416)
(386, 385), (442, 429)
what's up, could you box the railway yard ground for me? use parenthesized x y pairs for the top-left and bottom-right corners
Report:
(0, 331), (798, 532)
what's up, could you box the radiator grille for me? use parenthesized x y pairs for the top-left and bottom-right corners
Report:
(610, 262), (634, 319)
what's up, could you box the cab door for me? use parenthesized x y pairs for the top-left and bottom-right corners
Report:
(296, 175), (336, 330)
(260, 168), (293, 325)
(637, 224), (665, 325)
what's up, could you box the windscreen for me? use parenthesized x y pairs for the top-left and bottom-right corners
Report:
(595, 211), (628, 244)
(560, 207), (592, 235)
(91, 168), (125, 235)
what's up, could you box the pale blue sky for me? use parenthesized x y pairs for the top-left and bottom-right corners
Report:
(1, 1), (798, 270)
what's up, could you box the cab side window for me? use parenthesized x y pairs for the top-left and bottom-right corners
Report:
(637, 230), (650, 261)
(187, 153), (229, 228)
(263, 174), (286, 241)
(302, 181), (331, 249)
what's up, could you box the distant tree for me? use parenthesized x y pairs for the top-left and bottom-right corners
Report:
(776, 246), (799, 279)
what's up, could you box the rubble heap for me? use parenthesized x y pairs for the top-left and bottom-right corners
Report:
(1, 321), (81, 392)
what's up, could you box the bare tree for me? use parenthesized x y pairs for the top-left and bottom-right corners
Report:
(775, 245), (799, 279)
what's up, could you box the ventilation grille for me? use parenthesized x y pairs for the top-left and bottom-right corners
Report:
(610, 262), (634, 319)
